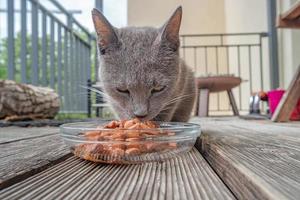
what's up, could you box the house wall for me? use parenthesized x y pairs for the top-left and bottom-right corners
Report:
(127, 0), (226, 34)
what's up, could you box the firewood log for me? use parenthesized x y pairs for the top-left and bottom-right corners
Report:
(0, 80), (60, 121)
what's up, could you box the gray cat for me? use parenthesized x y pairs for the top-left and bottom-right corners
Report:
(92, 6), (196, 122)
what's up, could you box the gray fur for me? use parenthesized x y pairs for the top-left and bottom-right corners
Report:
(92, 7), (196, 122)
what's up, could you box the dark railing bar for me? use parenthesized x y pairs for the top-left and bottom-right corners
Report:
(83, 45), (88, 112)
(20, 0), (27, 83)
(87, 42), (92, 81)
(87, 47), (91, 81)
(41, 11), (47, 86)
(73, 37), (78, 110)
(182, 37), (186, 59)
(259, 36), (264, 91)
(75, 38), (80, 111)
(57, 24), (63, 99)
(204, 47), (208, 74)
(7, 0), (14, 80)
(80, 43), (84, 111)
(83, 45), (87, 112)
(88, 48), (92, 114)
(248, 46), (253, 93)
(84, 45), (88, 112)
(181, 44), (260, 48)
(50, 18), (55, 88)
(226, 47), (230, 74)
(237, 46), (242, 110)
(31, 1), (39, 85)
(216, 47), (219, 74)
(259, 35), (265, 112)
(29, 0), (91, 47)
(77, 40), (83, 112)
(64, 29), (70, 111)
(80, 44), (88, 111)
(94, 44), (98, 81)
(193, 47), (197, 72)
(216, 47), (220, 111)
(220, 35), (224, 45)
(87, 50), (92, 117)
(226, 47), (230, 110)
(180, 32), (268, 37)
(79, 41), (84, 112)
(70, 34), (75, 110)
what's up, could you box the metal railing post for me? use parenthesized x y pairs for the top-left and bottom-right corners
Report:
(31, 1), (39, 85)
(21, 0), (27, 83)
(7, 0), (14, 80)
(267, 0), (279, 89)
(87, 79), (92, 118)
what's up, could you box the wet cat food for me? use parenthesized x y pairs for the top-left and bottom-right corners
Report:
(73, 118), (177, 164)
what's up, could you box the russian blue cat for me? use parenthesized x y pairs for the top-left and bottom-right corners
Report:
(92, 6), (196, 122)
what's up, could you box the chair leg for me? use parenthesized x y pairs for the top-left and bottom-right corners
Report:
(194, 90), (199, 116)
(198, 89), (210, 117)
(227, 90), (239, 116)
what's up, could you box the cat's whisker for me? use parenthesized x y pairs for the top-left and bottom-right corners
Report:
(162, 94), (195, 107)
(160, 104), (174, 112)
(79, 85), (114, 101)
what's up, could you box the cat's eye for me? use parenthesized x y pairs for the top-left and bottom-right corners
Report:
(116, 88), (130, 94)
(151, 86), (166, 94)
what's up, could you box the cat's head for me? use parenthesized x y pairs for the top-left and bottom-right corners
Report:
(92, 6), (182, 120)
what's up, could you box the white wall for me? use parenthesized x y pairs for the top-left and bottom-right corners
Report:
(224, 0), (268, 33)
(127, 0), (226, 34)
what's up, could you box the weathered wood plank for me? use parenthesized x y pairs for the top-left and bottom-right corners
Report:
(277, 18), (300, 29)
(0, 127), (59, 144)
(0, 148), (235, 200)
(192, 117), (300, 200)
(0, 127), (70, 189)
(281, 1), (300, 20)
(277, 1), (300, 29)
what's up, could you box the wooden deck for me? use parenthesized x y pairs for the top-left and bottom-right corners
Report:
(1, 117), (300, 199)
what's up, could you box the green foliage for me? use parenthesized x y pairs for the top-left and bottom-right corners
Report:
(0, 30), (97, 83)
(0, 32), (52, 82)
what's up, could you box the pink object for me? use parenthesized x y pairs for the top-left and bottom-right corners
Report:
(267, 90), (285, 114)
(267, 89), (300, 120)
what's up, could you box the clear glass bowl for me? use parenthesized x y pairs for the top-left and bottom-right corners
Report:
(60, 120), (201, 164)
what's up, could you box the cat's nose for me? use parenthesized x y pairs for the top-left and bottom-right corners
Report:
(133, 106), (148, 119)
(134, 114), (147, 119)
(133, 110), (148, 119)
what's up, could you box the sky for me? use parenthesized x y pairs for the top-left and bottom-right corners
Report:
(0, 0), (127, 38)
(59, 0), (127, 30)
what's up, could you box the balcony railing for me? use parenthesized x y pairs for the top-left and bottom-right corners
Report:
(0, 0), (96, 115)
(180, 33), (269, 114)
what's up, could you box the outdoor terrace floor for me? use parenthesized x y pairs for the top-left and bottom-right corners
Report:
(0, 117), (300, 199)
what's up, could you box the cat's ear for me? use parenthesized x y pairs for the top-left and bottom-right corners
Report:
(156, 6), (182, 51)
(92, 8), (119, 54)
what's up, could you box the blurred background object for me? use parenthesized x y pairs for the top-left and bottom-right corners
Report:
(0, 0), (299, 120)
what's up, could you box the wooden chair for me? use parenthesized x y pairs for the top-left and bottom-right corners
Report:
(195, 76), (241, 117)
(273, 1), (300, 122)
